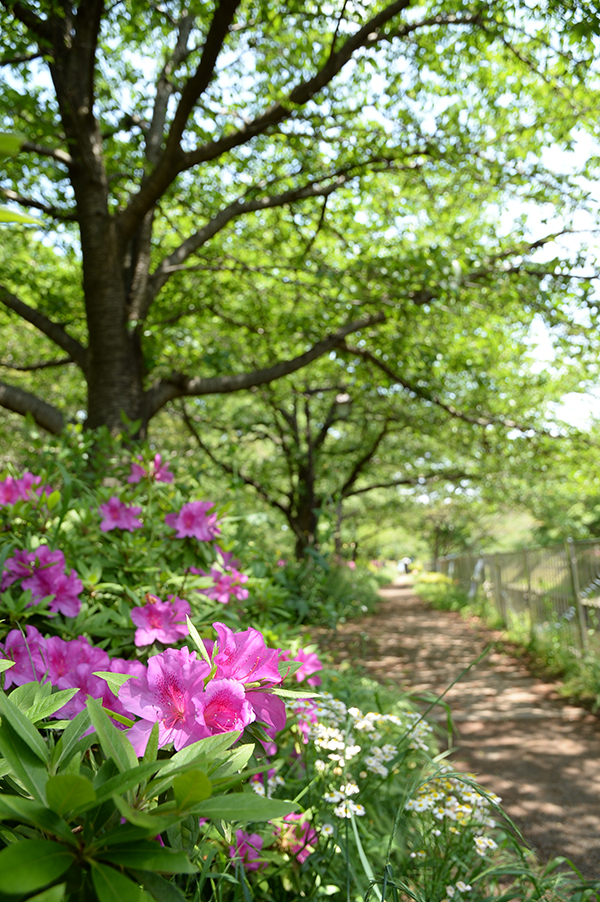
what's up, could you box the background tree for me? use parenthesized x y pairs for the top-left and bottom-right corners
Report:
(176, 288), (587, 559)
(180, 380), (473, 558)
(0, 0), (599, 437)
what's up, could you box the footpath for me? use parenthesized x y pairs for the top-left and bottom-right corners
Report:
(322, 580), (600, 880)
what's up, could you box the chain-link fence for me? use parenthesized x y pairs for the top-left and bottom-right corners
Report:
(434, 539), (600, 651)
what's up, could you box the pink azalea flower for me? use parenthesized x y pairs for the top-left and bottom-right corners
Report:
(127, 454), (174, 484)
(277, 559), (286, 567)
(191, 565), (249, 605)
(130, 595), (191, 646)
(119, 647), (210, 755)
(127, 460), (146, 484)
(103, 657), (147, 720)
(280, 648), (323, 687)
(212, 622), (282, 685)
(21, 547), (83, 617)
(0, 472), (48, 506)
(1, 547), (82, 617)
(1, 548), (33, 591)
(274, 813), (317, 864)
(44, 635), (91, 683)
(195, 678), (255, 734)
(245, 690), (286, 739)
(165, 501), (220, 541)
(54, 645), (111, 718)
(0, 625), (47, 689)
(347, 560), (356, 570)
(229, 829), (267, 871)
(99, 496), (143, 532)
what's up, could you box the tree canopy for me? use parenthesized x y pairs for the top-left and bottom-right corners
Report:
(1, 0), (599, 440)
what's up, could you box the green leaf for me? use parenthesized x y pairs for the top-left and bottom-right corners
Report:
(143, 721), (160, 766)
(129, 869), (187, 902)
(0, 132), (24, 155)
(165, 815), (199, 854)
(0, 717), (49, 802)
(10, 681), (51, 710)
(210, 744), (254, 781)
(93, 760), (163, 807)
(185, 616), (212, 667)
(99, 843), (197, 874)
(0, 206), (39, 224)
(0, 839), (73, 894)
(87, 696), (137, 771)
(112, 794), (172, 833)
(103, 707), (135, 728)
(173, 770), (212, 810)
(28, 885), (67, 901)
(278, 659), (303, 678)
(146, 732), (239, 797)
(93, 670), (138, 697)
(0, 660), (15, 674)
(93, 823), (159, 849)
(27, 688), (80, 723)
(0, 794), (76, 845)
(0, 689), (48, 761)
(45, 490), (62, 510)
(52, 708), (92, 770)
(195, 792), (297, 822)
(271, 687), (319, 699)
(92, 862), (146, 902)
(46, 774), (97, 817)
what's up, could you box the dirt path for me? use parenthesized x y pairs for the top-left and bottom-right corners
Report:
(321, 580), (600, 880)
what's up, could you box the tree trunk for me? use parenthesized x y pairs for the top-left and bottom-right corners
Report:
(48, 18), (149, 436)
(80, 221), (147, 434)
(291, 463), (320, 560)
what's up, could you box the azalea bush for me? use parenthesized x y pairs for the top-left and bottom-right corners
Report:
(0, 445), (594, 901)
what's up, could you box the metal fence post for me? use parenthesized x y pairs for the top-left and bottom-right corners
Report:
(523, 548), (533, 640)
(565, 538), (588, 651)
(494, 553), (506, 623)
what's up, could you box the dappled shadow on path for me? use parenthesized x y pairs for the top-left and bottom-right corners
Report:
(320, 580), (600, 879)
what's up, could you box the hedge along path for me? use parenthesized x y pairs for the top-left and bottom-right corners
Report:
(320, 579), (600, 880)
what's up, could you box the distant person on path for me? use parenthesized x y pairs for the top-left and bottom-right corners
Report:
(397, 556), (412, 574)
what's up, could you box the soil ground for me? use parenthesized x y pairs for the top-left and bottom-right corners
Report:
(320, 580), (600, 881)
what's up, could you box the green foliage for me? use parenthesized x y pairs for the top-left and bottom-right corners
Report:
(0, 435), (596, 899)
(413, 572), (504, 628)
(0, 691), (297, 902)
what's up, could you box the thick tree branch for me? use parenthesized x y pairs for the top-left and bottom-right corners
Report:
(3, 1), (53, 40)
(164, 0), (242, 157)
(346, 469), (472, 497)
(340, 422), (390, 496)
(340, 342), (529, 430)
(0, 50), (43, 65)
(0, 187), (77, 221)
(149, 169), (357, 300)
(0, 357), (73, 371)
(146, 312), (385, 418)
(117, 0), (413, 240)
(125, 13), (197, 321)
(20, 141), (74, 167)
(0, 285), (88, 371)
(312, 396), (343, 453)
(0, 380), (64, 434)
